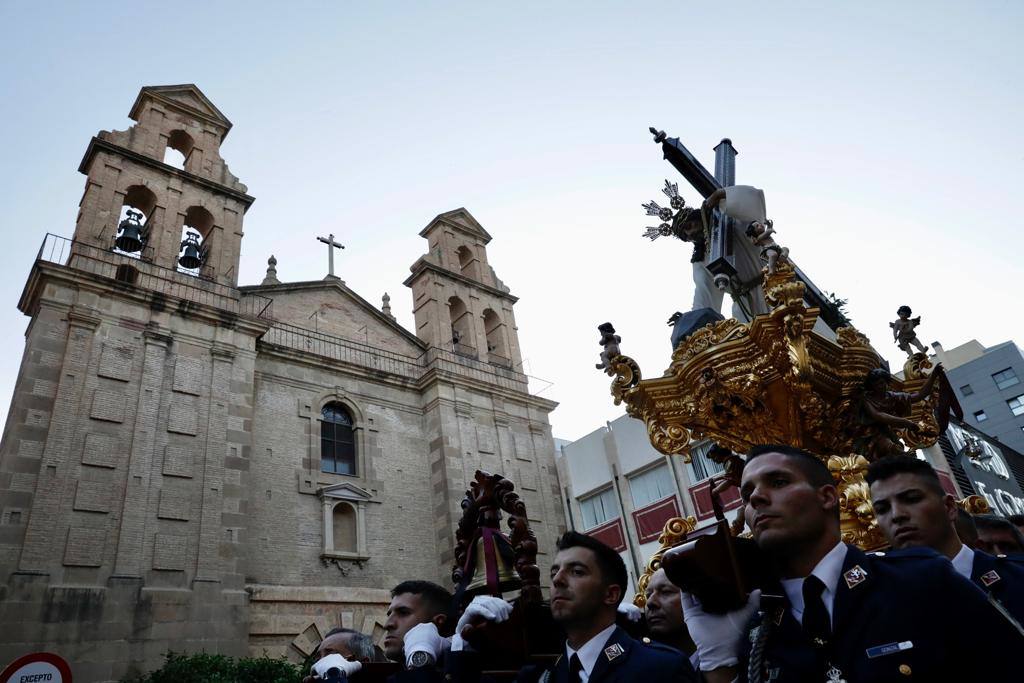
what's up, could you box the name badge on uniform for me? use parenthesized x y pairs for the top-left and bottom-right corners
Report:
(604, 643), (624, 661)
(981, 569), (1001, 586)
(865, 641), (913, 658)
(844, 565), (868, 589)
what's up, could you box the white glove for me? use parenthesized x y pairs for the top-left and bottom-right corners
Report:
(617, 602), (642, 623)
(681, 589), (760, 671)
(451, 595), (514, 651)
(403, 622), (451, 667)
(312, 653), (362, 678)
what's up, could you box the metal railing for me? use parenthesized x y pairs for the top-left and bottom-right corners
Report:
(261, 321), (423, 380)
(34, 234), (273, 321)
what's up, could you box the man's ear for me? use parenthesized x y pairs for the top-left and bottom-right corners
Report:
(943, 494), (958, 523)
(431, 612), (451, 636)
(604, 583), (623, 608)
(819, 484), (840, 514)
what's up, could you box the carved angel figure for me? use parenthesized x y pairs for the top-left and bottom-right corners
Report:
(744, 220), (789, 274)
(890, 305), (926, 356)
(855, 366), (942, 461)
(595, 322), (621, 372)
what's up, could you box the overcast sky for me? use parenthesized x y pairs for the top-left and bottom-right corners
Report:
(1, 2), (1021, 442)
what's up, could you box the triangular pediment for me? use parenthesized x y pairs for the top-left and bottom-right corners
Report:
(419, 207), (492, 243)
(318, 482), (373, 501)
(129, 84), (232, 133)
(241, 278), (426, 356)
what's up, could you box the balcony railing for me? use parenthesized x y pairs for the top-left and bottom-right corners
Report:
(487, 351), (512, 369)
(34, 234), (273, 321)
(453, 342), (478, 359)
(261, 321), (423, 380)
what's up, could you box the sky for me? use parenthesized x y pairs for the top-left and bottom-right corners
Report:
(0, 2), (1021, 442)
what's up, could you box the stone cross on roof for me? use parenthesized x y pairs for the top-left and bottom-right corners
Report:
(317, 233), (345, 279)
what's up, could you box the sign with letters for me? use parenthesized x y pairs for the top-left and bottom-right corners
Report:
(0, 653), (71, 683)
(946, 422), (1024, 516)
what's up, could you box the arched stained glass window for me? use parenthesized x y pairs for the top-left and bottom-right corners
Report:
(321, 403), (356, 475)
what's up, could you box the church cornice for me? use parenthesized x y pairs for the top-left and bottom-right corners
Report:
(78, 137), (256, 209)
(402, 259), (519, 303)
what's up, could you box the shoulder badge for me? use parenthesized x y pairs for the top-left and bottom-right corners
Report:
(981, 569), (1001, 587)
(604, 643), (624, 661)
(844, 565), (868, 589)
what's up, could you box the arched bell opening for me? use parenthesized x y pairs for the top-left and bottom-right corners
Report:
(113, 185), (157, 257)
(177, 205), (214, 277)
(449, 295), (475, 357)
(483, 308), (510, 367)
(163, 129), (194, 171)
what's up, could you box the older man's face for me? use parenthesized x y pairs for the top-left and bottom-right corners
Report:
(316, 632), (357, 661)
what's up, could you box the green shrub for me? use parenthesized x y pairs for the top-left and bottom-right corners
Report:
(122, 651), (303, 683)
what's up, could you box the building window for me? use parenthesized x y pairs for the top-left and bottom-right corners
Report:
(685, 442), (726, 482)
(974, 410), (988, 423)
(1008, 394), (1024, 417)
(994, 368), (1021, 391)
(579, 488), (618, 530)
(321, 403), (356, 475)
(628, 464), (676, 508)
(960, 384), (974, 396)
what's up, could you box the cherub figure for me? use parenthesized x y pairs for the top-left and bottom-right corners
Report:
(890, 305), (926, 356)
(744, 220), (789, 274)
(595, 322), (621, 372)
(707, 444), (746, 536)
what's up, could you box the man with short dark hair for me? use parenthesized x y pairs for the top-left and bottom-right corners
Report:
(1008, 513), (1024, 537)
(976, 514), (1024, 555)
(452, 531), (695, 682)
(382, 580), (453, 672)
(683, 444), (1023, 682)
(867, 456), (1024, 624)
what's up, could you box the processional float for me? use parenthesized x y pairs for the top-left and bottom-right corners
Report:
(605, 128), (979, 607)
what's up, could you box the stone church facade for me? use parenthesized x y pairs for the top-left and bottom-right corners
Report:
(0, 85), (564, 682)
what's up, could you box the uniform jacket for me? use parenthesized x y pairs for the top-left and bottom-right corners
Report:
(518, 625), (695, 683)
(970, 549), (1024, 627)
(742, 544), (1024, 682)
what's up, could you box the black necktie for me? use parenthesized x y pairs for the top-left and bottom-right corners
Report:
(568, 652), (583, 682)
(802, 574), (831, 648)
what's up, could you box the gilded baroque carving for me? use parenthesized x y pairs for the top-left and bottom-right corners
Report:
(633, 516), (698, 608)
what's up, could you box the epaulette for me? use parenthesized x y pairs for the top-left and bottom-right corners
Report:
(869, 547), (942, 560)
(639, 639), (683, 655)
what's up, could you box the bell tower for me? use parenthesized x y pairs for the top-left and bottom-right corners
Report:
(404, 208), (524, 369)
(74, 84), (253, 284)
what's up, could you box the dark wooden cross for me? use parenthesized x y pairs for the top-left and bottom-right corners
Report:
(649, 127), (847, 330)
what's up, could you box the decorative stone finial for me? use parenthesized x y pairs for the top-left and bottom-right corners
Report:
(382, 292), (395, 320)
(261, 254), (280, 285)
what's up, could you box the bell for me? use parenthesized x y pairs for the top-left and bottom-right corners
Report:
(178, 233), (203, 269)
(114, 209), (146, 253)
(463, 531), (521, 595)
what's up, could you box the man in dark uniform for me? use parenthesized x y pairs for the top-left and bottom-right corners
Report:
(448, 531), (696, 682)
(866, 455), (1024, 627)
(975, 513), (1024, 555)
(683, 444), (1023, 682)
(643, 567), (696, 660)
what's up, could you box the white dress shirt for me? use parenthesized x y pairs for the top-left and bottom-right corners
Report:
(565, 622), (617, 682)
(779, 541), (848, 626)
(951, 543), (975, 579)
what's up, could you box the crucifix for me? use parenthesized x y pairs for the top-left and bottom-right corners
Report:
(317, 233), (345, 278)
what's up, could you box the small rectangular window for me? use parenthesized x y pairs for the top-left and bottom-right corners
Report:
(1008, 394), (1024, 417)
(579, 488), (618, 530)
(974, 410), (989, 422)
(628, 464), (676, 508)
(993, 368), (1020, 391)
(960, 384), (974, 396)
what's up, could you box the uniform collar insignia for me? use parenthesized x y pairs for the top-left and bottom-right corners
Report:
(603, 643), (624, 661)
(981, 569), (1001, 586)
(844, 564), (868, 589)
